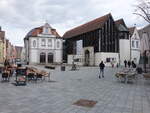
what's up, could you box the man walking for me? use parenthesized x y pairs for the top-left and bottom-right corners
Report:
(128, 60), (131, 68)
(99, 61), (105, 79)
(124, 60), (127, 68)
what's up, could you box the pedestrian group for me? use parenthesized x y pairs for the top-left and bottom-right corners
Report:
(124, 60), (136, 68)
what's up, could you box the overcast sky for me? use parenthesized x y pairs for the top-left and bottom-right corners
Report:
(0, 0), (148, 46)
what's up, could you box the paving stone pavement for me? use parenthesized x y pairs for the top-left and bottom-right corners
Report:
(0, 66), (150, 113)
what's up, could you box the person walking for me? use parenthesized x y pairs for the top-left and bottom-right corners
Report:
(99, 61), (105, 79)
(124, 60), (127, 68)
(128, 60), (131, 68)
(131, 61), (136, 68)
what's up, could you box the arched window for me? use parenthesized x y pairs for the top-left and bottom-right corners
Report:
(33, 40), (36, 47)
(48, 53), (53, 63)
(40, 53), (46, 63)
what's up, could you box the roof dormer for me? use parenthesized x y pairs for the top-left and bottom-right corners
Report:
(42, 23), (52, 35)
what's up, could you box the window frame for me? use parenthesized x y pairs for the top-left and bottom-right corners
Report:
(136, 41), (139, 48)
(132, 40), (135, 48)
(33, 40), (36, 47)
(48, 39), (52, 47)
(41, 39), (46, 46)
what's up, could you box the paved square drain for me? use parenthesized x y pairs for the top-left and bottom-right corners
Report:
(73, 99), (97, 108)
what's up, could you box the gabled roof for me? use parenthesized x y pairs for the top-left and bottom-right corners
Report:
(115, 19), (124, 25)
(128, 27), (136, 36)
(24, 24), (60, 39)
(138, 24), (150, 39)
(63, 13), (112, 39)
(115, 19), (128, 32)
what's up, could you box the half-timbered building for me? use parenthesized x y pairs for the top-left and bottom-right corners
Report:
(63, 13), (130, 66)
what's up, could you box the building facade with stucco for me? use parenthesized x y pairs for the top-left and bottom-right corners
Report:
(24, 23), (63, 64)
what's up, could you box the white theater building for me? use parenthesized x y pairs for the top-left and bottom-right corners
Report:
(24, 23), (63, 64)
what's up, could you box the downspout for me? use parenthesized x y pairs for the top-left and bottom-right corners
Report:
(129, 34), (132, 61)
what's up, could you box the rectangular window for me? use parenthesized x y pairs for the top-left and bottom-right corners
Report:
(76, 40), (83, 55)
(136, 41), (139, 48)
(57, 41), (60, 48)
(41, 39), (46, 46)
(132, 41), (135, 47)
(48, 39), (52, 47)
(106, 58), (110, 62)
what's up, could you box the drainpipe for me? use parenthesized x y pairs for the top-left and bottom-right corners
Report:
(144, 50), (147, 73)
(129, 34), (132, 61)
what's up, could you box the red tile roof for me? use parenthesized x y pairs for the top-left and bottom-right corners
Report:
(25, 26), (60, 39)
(63, 13), (111, 39)
(115, 19), (127, 28)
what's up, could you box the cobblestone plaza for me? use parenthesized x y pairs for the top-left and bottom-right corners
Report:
(0, 66), (150, 113)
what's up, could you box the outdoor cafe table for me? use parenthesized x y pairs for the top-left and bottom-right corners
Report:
(26, 69), (50, 81)
(116, 71), (136, 84)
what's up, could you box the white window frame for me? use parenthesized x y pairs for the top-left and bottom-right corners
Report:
(136, 41), (139, 48)
(48, 39), (52, 47)
(132, 41), (135, 48)
(33, 40), (36, 47)
(57, 41), (60, 48)
(41, 39), (46, 46)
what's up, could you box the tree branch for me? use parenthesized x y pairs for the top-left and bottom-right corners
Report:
(133, 12), (150, 23)
(137, 6), (150, 22)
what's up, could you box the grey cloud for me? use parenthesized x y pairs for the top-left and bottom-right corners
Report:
(0, 0), (148, 46)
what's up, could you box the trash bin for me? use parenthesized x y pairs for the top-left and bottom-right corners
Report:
(61, 65), (65, 71)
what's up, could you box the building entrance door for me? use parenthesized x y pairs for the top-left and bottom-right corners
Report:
(48, 53), (53, 63)
(40, 53), (46, 63)
(85, 50), (90, 66)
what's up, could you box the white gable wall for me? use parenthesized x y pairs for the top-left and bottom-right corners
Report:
(130, 28), (141, 64)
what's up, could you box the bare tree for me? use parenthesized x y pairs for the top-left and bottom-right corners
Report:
(134, 0), (150, 23)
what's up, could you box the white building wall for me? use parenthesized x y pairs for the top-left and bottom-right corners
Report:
(131, 50), (140, 64)
(55, 50), (62, 63)
(68, 52), (119, 66)
(68, 55), (83, 65)
(119, 39), (131, 66)
(130, 28), (141, 64)
(95, 52), (119, 66)
(26, 36), (63, 64)
(24, 23), (63, 64)
(68, 55), (73, 65)
(29, 49), (38, 64)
